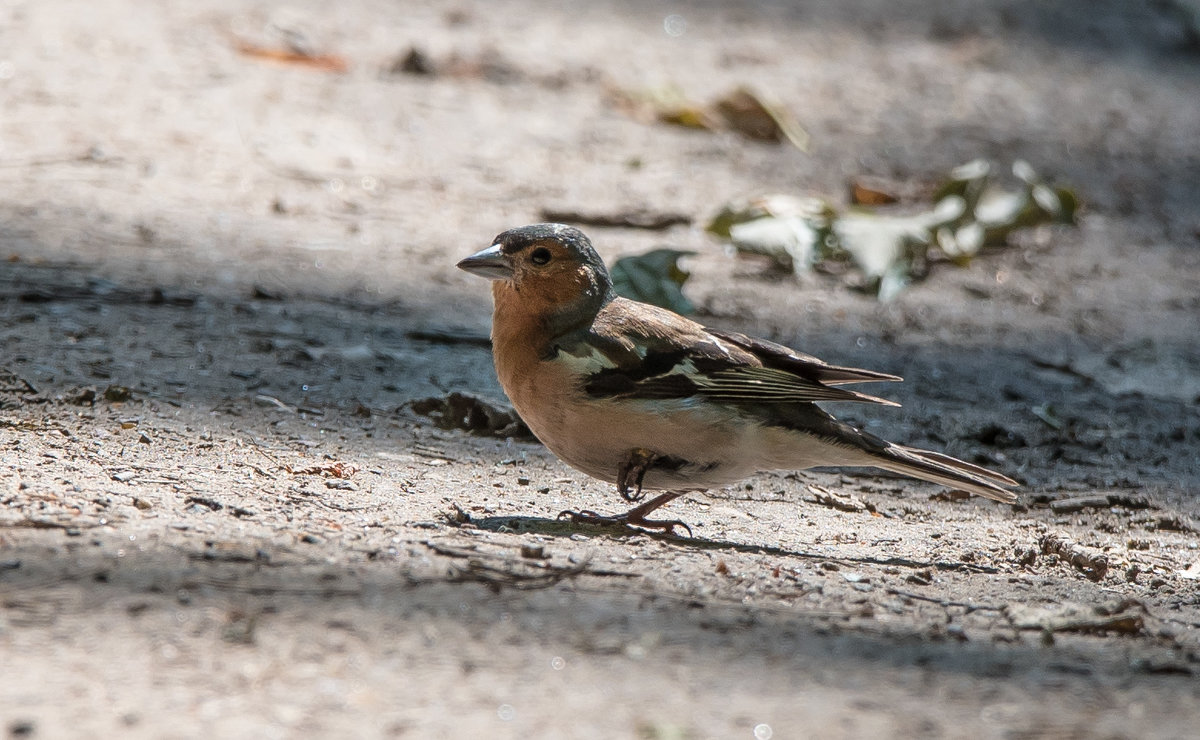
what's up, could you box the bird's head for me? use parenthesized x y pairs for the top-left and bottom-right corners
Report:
(457, 223), (614, 331)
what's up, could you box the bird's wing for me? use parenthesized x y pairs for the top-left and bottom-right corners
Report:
(705, 328), (902, 386)
(559, 298), (899, 407)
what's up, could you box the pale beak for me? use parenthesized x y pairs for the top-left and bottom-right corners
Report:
(456, 244), (513, 281)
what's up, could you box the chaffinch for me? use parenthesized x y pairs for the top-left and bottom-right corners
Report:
(458, 223), (1017, 535)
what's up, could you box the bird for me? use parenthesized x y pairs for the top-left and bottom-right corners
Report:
(457, 223), (1017, 535)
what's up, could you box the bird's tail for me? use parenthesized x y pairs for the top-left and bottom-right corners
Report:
(869, 443), (1018, 503)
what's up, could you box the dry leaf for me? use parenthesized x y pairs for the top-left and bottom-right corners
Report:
(713, 87), (810, 150)
(290, 462), (359, 478)
(234, 40), (348, 73)
(850, 178), (900, 206)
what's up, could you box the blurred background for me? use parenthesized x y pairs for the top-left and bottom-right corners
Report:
(3, 0), (1198, 403)
(2, 1), (1199, 737)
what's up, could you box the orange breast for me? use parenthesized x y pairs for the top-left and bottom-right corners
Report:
(490, 283), (559, 431)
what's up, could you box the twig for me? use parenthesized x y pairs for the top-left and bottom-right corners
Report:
(405, 329), (492, 348)
(3, 518), (103, 531)
(234, 460), (278, 480)
(446, 558), (594, 591)
(886, 587), (1004, 614)
(540, 207), (691, 231)
(1040, 532), (1109, 581)
(860, 556), (1000, 574)
(805, 485), (869, 514)
(423, 539), (638, 591)
(1049, 494), (1152, 514)
(0, 148), (123, 169)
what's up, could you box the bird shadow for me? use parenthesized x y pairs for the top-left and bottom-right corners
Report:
(468, 514), (998, 574)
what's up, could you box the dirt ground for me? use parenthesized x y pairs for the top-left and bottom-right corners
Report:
(3, 1), (1200, 737)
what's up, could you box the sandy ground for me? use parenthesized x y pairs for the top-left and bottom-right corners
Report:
(2, 1), (1200, 737)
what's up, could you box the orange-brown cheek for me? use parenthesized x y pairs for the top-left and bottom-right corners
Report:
(537, 267), (591, 305)
(506, 267), (588, 315)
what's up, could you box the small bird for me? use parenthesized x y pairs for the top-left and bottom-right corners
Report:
(458, 223), (1017, 535)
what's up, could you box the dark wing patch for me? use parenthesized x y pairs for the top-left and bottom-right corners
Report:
(585, 360), (898, 407)
(693, 367), (899, 406)
(583, 364), (696, 399)
(580, 346), (720, 398)
(707, 328), (901, 385)
(573, 297), (900, 407)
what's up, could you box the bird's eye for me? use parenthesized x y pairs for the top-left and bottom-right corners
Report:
(530, 247), (552, 266)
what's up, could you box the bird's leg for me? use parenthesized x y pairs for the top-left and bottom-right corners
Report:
(558, 492), (692, 537)
(617, 448), (657, 502)
(560, 450), (694, 535)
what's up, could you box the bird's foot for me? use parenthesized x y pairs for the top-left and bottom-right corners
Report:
(557, 509), (693, 537)
(557, 491), (690, 537)
(617, 448), (658, 502)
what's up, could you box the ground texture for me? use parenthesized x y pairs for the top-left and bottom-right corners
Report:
(2, 1), (1199, 738)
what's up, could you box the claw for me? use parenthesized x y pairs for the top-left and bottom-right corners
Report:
(617, 448), (657, 502)
(557, 508), (600, 521)
(556, 491), (691, 537)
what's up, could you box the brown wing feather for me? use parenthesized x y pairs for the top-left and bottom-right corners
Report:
(576, 299), (898, 406)
(707, 327), (902, 385)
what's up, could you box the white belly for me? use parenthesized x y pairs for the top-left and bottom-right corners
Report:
(497, 346), (868, 492)
(515, 393), (863, 492)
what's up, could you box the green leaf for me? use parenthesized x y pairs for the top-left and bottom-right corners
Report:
(610, 248), (697, 314)
(729, 216), (825, 273)
(706, 195), (834, 273)
(707, 159), (1079, 299)
(832, 212), (935, 298)
(705, 194), (831, 239)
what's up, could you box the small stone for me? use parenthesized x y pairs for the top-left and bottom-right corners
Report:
(103, 385), (133, 402)
(391, 47), (436, 76)
(519, 544), (546, 559)
(906, 569), (933, 586)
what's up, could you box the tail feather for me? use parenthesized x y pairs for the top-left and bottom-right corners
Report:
(771, 406), (1019, 503)
(871, 444), (1018, 503)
